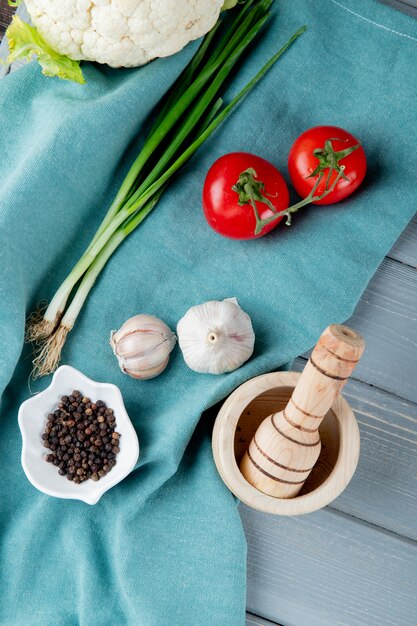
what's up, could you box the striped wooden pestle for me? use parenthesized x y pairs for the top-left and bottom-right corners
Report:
(240, 324), (365, 498)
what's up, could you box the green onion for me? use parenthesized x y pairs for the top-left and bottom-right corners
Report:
(28, 1), (306, 378)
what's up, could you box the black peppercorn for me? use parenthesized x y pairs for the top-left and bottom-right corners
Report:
(42, 389), (121, 485)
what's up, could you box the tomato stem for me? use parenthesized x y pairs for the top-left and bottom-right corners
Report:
(232, 167), (280, 234)
(254, 166), (346, 234)
(233, 138), (355, 236)
(308, 138), (361, 182)
(233, 168), (278, 209)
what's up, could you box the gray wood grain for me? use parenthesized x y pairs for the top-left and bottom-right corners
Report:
(303, 255), (417, 404)
(293, 358), (417, 540)
(0, 21), (10, 78)
(0, 3), (29, 77)
(388, 214), (417, 268)
(241, 505), (417, 626)
(0, 4), (14, 39)
(382, 0), (417, 17)
(345, 258), (417, 403)
(246, 613), (280, 626)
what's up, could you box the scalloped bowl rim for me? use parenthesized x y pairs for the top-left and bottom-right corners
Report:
(18, 365), (139, 504)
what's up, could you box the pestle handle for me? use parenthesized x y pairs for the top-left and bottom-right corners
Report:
(240, 324), (365, 498)
(286, 324), (365, 431)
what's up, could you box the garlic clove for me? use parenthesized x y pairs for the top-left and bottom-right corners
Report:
(114, 330), (165, 359)
(177, 299), (255, 375)
(118, 345), (171, 373)
(111, 315), (170, 347)
(110, 314), (176, 380)
(123, 356), (171, 380)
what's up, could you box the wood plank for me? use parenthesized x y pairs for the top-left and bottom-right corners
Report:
(345, 258), (417, 403)
(293, 357), (417, 541)
(0, 31), (10, 78)
(241, 505), (417, 626)
(338, 379), (417, 537)
(388, 214), (417, 268)
(381, 0), (417, 17)
(246, 613), (280, 626)
(0, 4), (14, 40)
(0, 4), (29, 76)
(303, 257), (417, 404)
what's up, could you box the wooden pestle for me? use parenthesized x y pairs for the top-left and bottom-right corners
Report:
(240, 324), (365, 498)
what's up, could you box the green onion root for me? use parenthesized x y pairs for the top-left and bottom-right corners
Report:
(25, 302), (57, 342)
(31, 325), (70, 379)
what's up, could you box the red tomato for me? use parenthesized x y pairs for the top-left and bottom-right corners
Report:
(203, 152), (289, 240)
(288, 126), (367, 205)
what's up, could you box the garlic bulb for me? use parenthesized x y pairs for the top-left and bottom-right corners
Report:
(177, 299), (255, 374)
(110, 315), (176, 380)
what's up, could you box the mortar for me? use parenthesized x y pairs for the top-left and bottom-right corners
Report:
(212, 370), (360, 516)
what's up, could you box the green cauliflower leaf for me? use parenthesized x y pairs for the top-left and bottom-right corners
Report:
(6, 16), (85, 84)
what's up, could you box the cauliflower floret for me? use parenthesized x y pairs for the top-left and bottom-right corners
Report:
(25, 0), (224, 68)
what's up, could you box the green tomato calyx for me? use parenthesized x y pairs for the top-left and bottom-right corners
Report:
(308, 138), (361, 182)
(232, 168), (280, 235)
(233, 168), (277, 210)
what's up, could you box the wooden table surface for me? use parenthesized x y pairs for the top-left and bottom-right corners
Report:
(0, 3), (13, 39)
(1, 4), (417, 626)
(242, 215), (417, 625)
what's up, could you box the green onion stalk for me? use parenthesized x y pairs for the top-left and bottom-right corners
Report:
(27, 0), (307, 378)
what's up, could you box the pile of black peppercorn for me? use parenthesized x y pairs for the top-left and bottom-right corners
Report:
(42, 390), (121, 483)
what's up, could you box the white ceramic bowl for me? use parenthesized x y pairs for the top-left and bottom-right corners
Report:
(18, 365), (139, 504)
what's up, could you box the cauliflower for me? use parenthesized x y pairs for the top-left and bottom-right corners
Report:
(24, 0), (224, 68)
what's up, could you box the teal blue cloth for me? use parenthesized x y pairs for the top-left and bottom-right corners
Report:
(0, 1), (416, 624)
